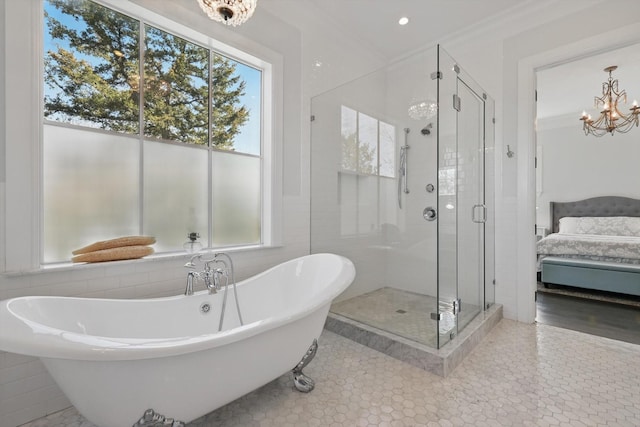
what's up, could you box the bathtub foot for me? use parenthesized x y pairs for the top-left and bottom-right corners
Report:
(292, 339), (318, 393)
(132, 409), (185, 427)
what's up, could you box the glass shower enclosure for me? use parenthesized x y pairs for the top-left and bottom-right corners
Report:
(310, 46), (495, 349)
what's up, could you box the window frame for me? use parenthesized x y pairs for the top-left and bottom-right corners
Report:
(3, 0), (283, 272)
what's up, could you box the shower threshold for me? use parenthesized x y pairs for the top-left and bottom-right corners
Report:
(325, 287), (502, 377)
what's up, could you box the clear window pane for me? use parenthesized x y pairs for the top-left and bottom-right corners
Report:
(341, 106), (357, 172)
(379, 121), (396, 178)
(211, 152), (261, 246)
(358, 112), (378, 175)
(44, 0), (140, 133)
(144, 25), (209, 145)
(212, 54), (259, 153)
(143, 141), (209, 252)
(43, 125), (140, 263)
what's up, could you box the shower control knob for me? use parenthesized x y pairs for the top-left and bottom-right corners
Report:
(423, 207), (437, 221)
(425, 184), (435, 193)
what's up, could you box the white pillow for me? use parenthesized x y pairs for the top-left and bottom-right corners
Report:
(558, 217), (579, 234)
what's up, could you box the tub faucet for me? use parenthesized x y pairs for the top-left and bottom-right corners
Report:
(183, 253), (220, 295)
(184, 271), (199, 296)
(184, 253), (229, 295)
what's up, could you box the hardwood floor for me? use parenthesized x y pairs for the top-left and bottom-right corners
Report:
(536, 290), (640, 345)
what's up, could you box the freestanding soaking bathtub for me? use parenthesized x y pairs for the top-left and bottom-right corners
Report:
(0, 253), (355, 427)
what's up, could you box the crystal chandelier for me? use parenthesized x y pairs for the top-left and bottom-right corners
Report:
(196, 0), (257, 27)
(579, 66), (639, 137)
(408, 99), (437, 120)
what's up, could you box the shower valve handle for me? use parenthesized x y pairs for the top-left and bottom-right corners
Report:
(423, 207), (437, 221)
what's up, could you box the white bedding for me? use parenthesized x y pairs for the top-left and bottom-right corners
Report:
(537, 233), (640, 270)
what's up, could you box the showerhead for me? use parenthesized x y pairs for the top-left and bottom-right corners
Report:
(421, 123), (433, 136)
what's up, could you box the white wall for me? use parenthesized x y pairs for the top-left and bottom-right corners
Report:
(536, 116), (640, 230)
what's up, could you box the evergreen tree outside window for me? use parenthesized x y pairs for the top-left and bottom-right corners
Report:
(143, 25), (209, 145)
(43, 0), (266, 263)
(44, 0), (140, 132)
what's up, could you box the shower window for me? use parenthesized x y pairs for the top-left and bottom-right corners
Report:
(340, 106), (396, 177)
(42, 0), (269, 263)
(339, 106), (396, 237)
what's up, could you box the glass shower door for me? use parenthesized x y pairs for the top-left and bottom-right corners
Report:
(455, 77), (485, 333)
(437, 46), (486, 347)
(437, 47), (459, 347)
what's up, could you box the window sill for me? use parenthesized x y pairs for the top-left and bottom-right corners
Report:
(2, 244), (281, 278)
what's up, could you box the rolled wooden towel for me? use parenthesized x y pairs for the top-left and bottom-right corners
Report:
(72, 245), (155, 263)
(72, 236), (156, 255)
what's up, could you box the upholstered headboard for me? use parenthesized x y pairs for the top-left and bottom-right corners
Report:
(550, 196), (640, 233)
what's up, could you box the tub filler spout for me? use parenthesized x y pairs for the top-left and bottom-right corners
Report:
(0, 253), (356, 427)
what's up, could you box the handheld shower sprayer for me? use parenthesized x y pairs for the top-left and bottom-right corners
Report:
(398, 128), (410, 209)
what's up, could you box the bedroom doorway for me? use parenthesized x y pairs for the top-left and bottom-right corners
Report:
(533, 43), (640, 343)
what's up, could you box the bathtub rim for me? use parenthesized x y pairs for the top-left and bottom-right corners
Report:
(0, 253), (355, 361)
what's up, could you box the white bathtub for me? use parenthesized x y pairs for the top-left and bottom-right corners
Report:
(0, 253), (355, 427)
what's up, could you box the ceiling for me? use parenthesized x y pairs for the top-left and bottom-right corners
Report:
(537, 43), (640, 120)
(186, 0), (638, 121)
(297, 0), (525, 60)
(292, 0), (640, 120)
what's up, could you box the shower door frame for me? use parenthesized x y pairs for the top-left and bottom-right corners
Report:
(436, 46), (492, 349)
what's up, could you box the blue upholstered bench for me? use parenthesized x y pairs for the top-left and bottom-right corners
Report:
(541, 257), (640, 297)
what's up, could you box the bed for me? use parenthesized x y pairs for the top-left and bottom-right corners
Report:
(536, 196), (640, 297)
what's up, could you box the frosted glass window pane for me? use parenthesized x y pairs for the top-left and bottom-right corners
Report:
(43, 124), (139, 263)
(379, 121), (396, 178)
(144, 25), (209, 145)
(339, 173), (357, 236)
(44, 0), (140, 133)
(144, 142), (208, 252)
(358, 112), (378, 175)
(358, 176), (378, 235)
(341, 106), (357, 172)
(211, 152), (261, 245)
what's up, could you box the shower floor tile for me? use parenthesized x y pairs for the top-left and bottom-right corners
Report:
(22, 320), (640, 426)
(330, 287), (480, 347)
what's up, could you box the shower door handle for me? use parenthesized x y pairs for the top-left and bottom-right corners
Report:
(472, 204), (486, 223)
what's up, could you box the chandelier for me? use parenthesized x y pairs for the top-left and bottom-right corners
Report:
(579, 65), (639, 137)
(196, 0), (257, 27)
(408, 99), (437, 120)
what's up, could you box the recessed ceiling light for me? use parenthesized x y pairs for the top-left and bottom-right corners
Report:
(398, 17), (409, 26)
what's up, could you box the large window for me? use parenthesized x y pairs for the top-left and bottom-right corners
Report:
(43, 0), (266, 263)
(339, 106), (396, 236)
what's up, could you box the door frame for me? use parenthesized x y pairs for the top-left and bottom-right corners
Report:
(515, 26), (640, 323)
